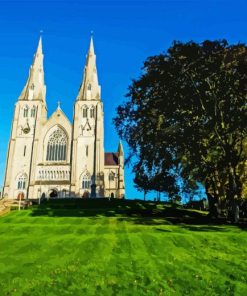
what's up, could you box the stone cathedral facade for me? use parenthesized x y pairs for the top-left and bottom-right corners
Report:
(3, 37), (125, 200)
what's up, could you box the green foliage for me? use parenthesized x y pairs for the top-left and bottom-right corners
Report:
(114, 40), (247, 200)
(0, 200), (246, 295)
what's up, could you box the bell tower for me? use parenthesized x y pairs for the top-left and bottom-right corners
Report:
(71, 37), (105, 197)
(3, 37), (47, 199)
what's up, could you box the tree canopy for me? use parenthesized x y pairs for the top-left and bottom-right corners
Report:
(114, 40), (247, 202)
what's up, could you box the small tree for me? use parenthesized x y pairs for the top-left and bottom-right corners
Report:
(133, 164), (150, 201)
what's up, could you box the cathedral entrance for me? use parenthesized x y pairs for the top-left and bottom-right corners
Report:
(49, 189), (58, 198)
(17, 192), (25, 200)
(82, 191), (90, 198)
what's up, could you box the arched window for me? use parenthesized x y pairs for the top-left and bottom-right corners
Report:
(23, 107), (28, 118)
(87, 83), (91, 91)
(31, 106), (36, 117)
(46, 127), (67, 161)
(82, 173), (91, 189)
(90, 107), (95, 118)
(82, 106), (88, 118)
(17, 174), (27, 189)
(109, 172), (115, 181)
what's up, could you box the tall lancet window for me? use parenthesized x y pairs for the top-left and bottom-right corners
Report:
(109, 172), (115, 181)
(82, 172), (91, 189)
(31, 106), (36, 117)
(17, 174), (27, 189)
(90, 106), (95, 118)
(86, 83), (92, 100)
(82, 106), (88, 118)
(46, 127), (67, 161)
(23, 106), (29, 118)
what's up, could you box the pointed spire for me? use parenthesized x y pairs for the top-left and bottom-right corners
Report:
(88, 36), (95, 56)
(76, 35), (101, 101)
(118, 140), (124, 156)
(36, 36), (42, 57)
(18, 36), (46, 102)
(85, 36), (95, 67)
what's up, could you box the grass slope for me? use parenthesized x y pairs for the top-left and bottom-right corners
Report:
(0, 199), (246, 296)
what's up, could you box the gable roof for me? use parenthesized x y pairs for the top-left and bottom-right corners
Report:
(105, 152), (119, 166)
(49, 107), (72, 126)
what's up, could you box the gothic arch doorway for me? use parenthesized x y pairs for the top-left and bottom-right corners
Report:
(17, 192), (25, 200)
(82, 191), (90, 198)
(50, 189), (58, 198)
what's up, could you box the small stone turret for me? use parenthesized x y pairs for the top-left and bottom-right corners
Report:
(117, 141), (125, 198)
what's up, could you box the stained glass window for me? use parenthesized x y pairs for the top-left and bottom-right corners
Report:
(46, 127), (67, 161)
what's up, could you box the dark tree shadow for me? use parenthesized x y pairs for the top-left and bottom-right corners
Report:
(29, 198), (247, 231)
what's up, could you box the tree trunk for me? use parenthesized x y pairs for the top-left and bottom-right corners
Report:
(206, 191), (218, 218)
(227, 164), (242, 223)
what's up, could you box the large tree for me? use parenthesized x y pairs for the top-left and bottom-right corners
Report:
(114, 40), (247, 207)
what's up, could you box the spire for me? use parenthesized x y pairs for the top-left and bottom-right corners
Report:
(118, 140), (124, 156)
(88, 36), (95, 58)
(18, 36), (46, 102)
(76, 36), (101, 101)
(37, 36), (42, 56)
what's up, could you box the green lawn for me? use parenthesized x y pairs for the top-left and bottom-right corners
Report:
(0, 199), (246, 296)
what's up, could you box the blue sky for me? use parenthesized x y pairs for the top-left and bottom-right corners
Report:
(0, 0), (246, 200)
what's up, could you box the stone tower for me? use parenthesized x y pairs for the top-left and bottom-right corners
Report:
(70, 37), (105, 197)
(3, 38), (47, 199)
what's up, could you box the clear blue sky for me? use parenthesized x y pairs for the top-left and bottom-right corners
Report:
(0, 0), (246, 199)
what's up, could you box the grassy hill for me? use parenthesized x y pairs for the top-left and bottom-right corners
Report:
(0, 199), (246, 296)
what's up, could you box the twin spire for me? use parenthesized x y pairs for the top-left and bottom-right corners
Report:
(36, 36), (43, 57)
(18, 36), (100, 103)
(88, 36), (95, 59)
(77, 36), (101, 101)
(19, 36), (46, 102)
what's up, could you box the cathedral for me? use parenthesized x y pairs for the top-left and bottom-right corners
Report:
(3, 37), (125, 200)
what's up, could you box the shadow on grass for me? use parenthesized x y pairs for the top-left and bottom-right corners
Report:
(29, 198), (246, 231)
(155, 228), (173, 232)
